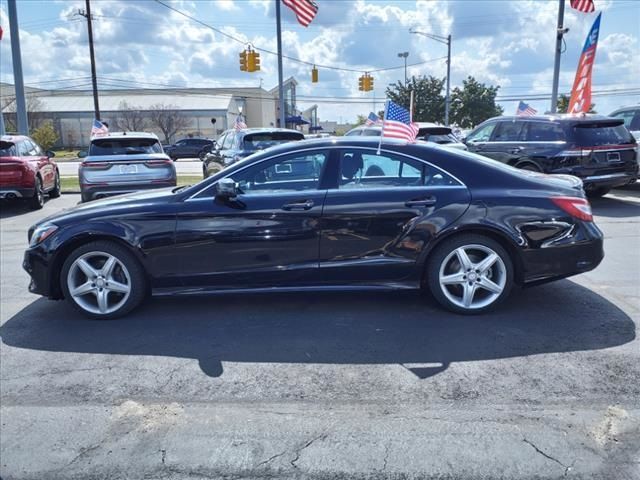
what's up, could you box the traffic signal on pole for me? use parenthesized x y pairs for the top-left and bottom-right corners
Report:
(367, 75), (374, 91)
(253, 51), (260, 71)
(358, 75), (365, 91)
(247, 50), (260, 72)
(239, 50), (248, 71)
(311, 66), (318, 83)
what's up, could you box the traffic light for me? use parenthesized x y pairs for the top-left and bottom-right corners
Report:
(311, 66), (318, 83)
(247, 50), (261, 72)
(367, 75), (374, 91)
(359, 74), (374, 92)
(239, 50), (248, 72)
(358, 75), (365, 91)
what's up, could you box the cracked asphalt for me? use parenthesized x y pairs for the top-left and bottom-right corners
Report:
(1, 188), (639, 480)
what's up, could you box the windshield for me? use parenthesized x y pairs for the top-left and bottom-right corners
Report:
(242, 132), (303, 151)
(89, 138), (163, 156)
(423, 134), (456, 144)
(0, 141), (17, 157)
(573, 123), (635, 146)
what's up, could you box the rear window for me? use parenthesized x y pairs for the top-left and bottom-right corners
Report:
(573, 122), (635, 146)
(242, 132), (304, 150)
(0, 141), (17, 156)
(89, 138), (163, 156)
(423, 134), (456, 144)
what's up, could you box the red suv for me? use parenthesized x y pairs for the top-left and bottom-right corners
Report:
(0, 135), (61, 209)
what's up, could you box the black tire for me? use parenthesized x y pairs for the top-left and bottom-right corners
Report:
(586, 187), (610, 198)
(426, 234), (514, 315)
(49, 171), (61, 198)
(81, 192), (92, 203)
(28, 176), (45, 210)
(517, 162), (542, 172)
(60, 240), (147, 320)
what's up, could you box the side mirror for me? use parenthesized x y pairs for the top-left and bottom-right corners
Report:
(46, 150), (56, 158)
(216, 178), (237, 198)
(78, 150), (88, 158)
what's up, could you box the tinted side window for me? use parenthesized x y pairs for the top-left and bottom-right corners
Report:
(0, 142), (18, 156)
(344, 129), (362, 136)
(493, 121), (526, 141)
(17, 141), (31, 156)
(363, 129), (381, 136)
(222, 132), (235, 149)
(466, 122), (496, 143)
(524, 122), (566, 142)
(630, 112), (640, 130)
(338, 149), (459, 189)
(229, 151), (328, 195)
(611, 110), (636, 129)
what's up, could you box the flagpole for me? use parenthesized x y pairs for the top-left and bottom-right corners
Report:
(275, 0), (286, 128)
(551, 0), (566, 113)
(377, 100), (388, 155)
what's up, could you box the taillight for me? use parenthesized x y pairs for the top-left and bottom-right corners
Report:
(81, 161), (110, 169)
(145, 159), (172, 167)
(551, 196), (593, 222)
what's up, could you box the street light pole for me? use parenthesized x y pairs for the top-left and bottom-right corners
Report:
(409, 28), (452, 126)
(551, 0), (567, 113)
(397, 52), (409, 85)
(78, 0), (100, 120)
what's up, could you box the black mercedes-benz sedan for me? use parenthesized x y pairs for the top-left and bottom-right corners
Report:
(24, 137), (604, 319)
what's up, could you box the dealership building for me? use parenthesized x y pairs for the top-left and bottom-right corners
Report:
(0, 78), (319, 147)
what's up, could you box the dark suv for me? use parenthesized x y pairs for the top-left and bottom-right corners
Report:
(464, 115), (638, 197)
(164, 138), (214, 161)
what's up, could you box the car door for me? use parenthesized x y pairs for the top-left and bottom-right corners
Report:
(485, 120), (528, 164)
(26, 140), (55, 189)
(174, 148), (331, 288)
(318, 148), (471, 284)
(465, 121), (498, 157)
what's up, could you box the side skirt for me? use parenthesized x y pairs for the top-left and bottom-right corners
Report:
(153, 283), (419, 297)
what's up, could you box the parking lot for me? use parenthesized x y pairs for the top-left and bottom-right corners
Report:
(1, 188), (639, 479)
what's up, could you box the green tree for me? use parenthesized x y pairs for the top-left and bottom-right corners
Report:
(31, 121), (59, 151)
(355, 114), (367, 126)
(385, 76), (446, 123)
(556, 94), (596, 114)
(450, 76), (503, 128)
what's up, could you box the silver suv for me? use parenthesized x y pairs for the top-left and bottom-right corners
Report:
(78, 132), (176, 202)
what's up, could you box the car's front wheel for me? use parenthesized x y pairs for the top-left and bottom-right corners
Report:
(49, 170), (61, 198)
(61, 241), (147, 319)
(427, 234), (514, 314)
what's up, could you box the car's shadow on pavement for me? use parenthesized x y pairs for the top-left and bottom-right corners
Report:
(1, 280), (635, 379)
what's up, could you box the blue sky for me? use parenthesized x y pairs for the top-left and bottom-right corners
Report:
(1, 0), (639, 123)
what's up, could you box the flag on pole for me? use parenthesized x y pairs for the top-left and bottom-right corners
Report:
(381, 101), (419, 142)
(365, 112), (382, 126)
(516, 101), (538, 116)
(235, 114), (247, 131)
(570, 0), (595, 13)
(568, 12), (601, 114)
(90, 119), (109, 137)
(282, 0), (318, 27)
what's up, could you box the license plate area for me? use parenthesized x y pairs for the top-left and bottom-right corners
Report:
(607, 152), (622, 164)
(119, 164), (138, 174)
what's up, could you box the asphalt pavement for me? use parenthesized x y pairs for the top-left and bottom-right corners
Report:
(57, 158), (203, 176)
(1, 188), (639, 479)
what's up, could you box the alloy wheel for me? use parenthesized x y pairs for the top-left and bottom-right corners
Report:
(438, 244), (507, 310)
(67, 251), (132, 315)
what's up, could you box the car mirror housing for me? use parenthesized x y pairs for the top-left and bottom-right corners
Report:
(46, 150), (56, 158)
(216, 178), (237, 198)
(78, 150), (88, 158)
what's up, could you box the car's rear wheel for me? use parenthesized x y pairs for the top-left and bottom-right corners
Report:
(427, 234), (514, 314)
(49, 171), (61, 198)
(28, 176), (44, 210)
(586, 187), (610, 198)
(61, 241), (147, 320)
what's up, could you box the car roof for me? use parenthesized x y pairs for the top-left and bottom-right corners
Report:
(239, 128), (304, 135)
(1, 135), (30, 143)
(609, 106), (640, 114)
(92, 132), (159, 141)
(484, 114), (622, 124)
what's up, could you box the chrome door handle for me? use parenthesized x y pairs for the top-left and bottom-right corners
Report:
(405, 197), (436, 208)
(282, 200), (315, 211)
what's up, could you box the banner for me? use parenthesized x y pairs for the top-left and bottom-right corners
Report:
(568, 13), (601, 114)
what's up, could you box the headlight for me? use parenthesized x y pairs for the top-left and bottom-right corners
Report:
(29, 224), (58, 247)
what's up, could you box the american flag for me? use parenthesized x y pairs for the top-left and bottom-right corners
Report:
(516, 101), (538, 117)
(235, 114), (247, 131)
(570, 0), (595, 13)
(365, 112), (382, 126)
(381, 101), (418, 142)
(282, 0), (318, 27)
(90, 119), (109, 137)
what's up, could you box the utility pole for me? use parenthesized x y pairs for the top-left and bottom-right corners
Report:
(275, 0), (286, 128)
(78, 0), (100, 119)
(8, 0), (29, 135)
(551, 0), (567, 113)
(397, 52), (409, 86)
(409, 28), (452, 126)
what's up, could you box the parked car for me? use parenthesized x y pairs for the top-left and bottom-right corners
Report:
(202, 128), (305, 177)
(0, 135), (61, 210)
(344, 123), (468, 150)
(609, 105), (640, 140)
(78, 132), (176, 202)
(25, 136), (604, 319)
(464, 115), (638, 197)
(164, 138), (214, 161)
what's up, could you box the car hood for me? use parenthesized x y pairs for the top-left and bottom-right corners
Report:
(35, 187), (177, 226)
